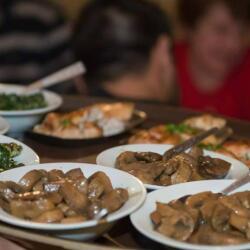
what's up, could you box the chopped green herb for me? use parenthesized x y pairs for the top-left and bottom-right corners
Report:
(0, 93), (47, 110)
(0, 143), (23, 172)
(60, 119), (71, 127)
(165, 123), (198, 135)
(198, 143), (222, 151)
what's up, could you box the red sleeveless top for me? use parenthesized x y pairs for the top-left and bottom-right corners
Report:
(174, 43), (250, 120)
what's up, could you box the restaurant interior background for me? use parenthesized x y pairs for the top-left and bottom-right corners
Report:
(2, 1), (250, 250)
(51, 0), (182, 37)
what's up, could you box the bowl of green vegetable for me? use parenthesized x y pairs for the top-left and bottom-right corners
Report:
(0, 84), (62, 133)
(0, 134), (39, 172)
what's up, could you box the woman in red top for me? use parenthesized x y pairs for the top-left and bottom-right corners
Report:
(175, 0), (250, 120)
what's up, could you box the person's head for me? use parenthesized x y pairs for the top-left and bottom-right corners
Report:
(73, 0), (173, 101)
(178, 0), (250, 77)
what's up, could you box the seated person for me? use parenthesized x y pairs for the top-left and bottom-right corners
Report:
(73, 0), (176, 103)
(175, 0), (250, 120)
(0, 0), (73, 84)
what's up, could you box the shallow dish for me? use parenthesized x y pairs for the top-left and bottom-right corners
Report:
(130, 180), (250, 250)
(0, 116), (9, 134)
(96, 144), (249, 189)
(0, 84), (62, 132)
(0, 134), (39, 166)
(27, 110), (146, 147)
(0, 162), (146, 239)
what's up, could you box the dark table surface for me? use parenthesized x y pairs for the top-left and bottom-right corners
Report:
(5, 95), (250, 250)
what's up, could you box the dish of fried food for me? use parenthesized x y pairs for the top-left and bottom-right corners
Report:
(115, 146), (231, 186)
(0, 167), (129, 224)
(128, 114), (250, 167)
(34, 102), (135, 139)
(129, 114), (230, 146)
(151, 191), (250, 246)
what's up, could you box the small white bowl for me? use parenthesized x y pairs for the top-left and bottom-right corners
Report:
(130, 180), (250, 250)
(96, 144), (249, 189)
(0, 84), (62, 133)
(0, 134), (39, 166)
(0, 162), (146, 240)
(0, 116), (9, 134)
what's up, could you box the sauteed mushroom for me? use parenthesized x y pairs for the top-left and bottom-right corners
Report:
(115, 145), (231, 186)
(151, 191), (250, 246)
(0, 168), (129, 224)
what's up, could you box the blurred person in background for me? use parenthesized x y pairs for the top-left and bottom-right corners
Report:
(175, 0), (250, 120)
(73, 0), (176, 103)
(0, 0), (73, 84)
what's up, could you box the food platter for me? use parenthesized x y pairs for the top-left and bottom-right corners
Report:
(0, 162), (146, 240)
(27, 110), (146, 147)
(130, 180), (250, 250)
(0, 84), (62, 133)
(0, 134), (39, 168)
(96, 144), (249, 189)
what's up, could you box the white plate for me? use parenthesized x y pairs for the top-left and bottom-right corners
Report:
(0, 134), (39, 166)
(130, 180), (250, 250)
(96, 144), (249, 189)
(0, 84), (62, 132)
(0, 116), (9, 134)
(0, 162), (146, 231)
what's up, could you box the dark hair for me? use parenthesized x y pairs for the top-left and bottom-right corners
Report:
(73, 0), (171, 93)
(178, 0), (250, 29)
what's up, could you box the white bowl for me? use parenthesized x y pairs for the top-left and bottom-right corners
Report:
(0, 134), (39, 166)
(0, 84), (62, 133)
(96, 144), (249, 189)
(0, 116), (9, 134)
(130, 180), (250, 250)
(0, 162), (146, 240)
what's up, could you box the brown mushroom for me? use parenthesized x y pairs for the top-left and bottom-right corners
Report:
(60, 181), (88, 213)
(198, 156), (231, 179)
(19, 170), (44, 192)
(10, 198), (55, 219)
(101, 188), (129, 213)
(65, 168), (85, 181)
(48, 169), (65, 182)
(33, 208), (64, 223)
(154, 202), (195, 241)
(88, 172), (113, 199)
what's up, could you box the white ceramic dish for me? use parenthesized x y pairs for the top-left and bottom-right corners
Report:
(0, 134), (39, 166)
(0, 84), (62, 133)
(0, 116), (9, 134)
(96, 144), (249, 189)
(130, 180), (250, 250)
(0, 162), (146, 239)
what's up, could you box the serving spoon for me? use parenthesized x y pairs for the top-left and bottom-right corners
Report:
(94, 187), (143, 223)
(163, 127), (219, 161)
(221, 171), (250, 195)
(24, 61), (86, 93)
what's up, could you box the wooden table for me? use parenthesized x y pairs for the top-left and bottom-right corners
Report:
(3, 95), (250, 250)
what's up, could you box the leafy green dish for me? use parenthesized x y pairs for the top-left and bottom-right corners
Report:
(0, 93), (47, 110)
(0, 143), (23, 172)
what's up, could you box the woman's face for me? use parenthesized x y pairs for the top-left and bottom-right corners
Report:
(189, 3), (247, 77)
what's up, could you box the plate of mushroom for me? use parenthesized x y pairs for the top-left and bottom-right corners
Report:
(96, 144), (249, 190)
(0, 163), (146, 239)
(130, 180), (250, 250)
